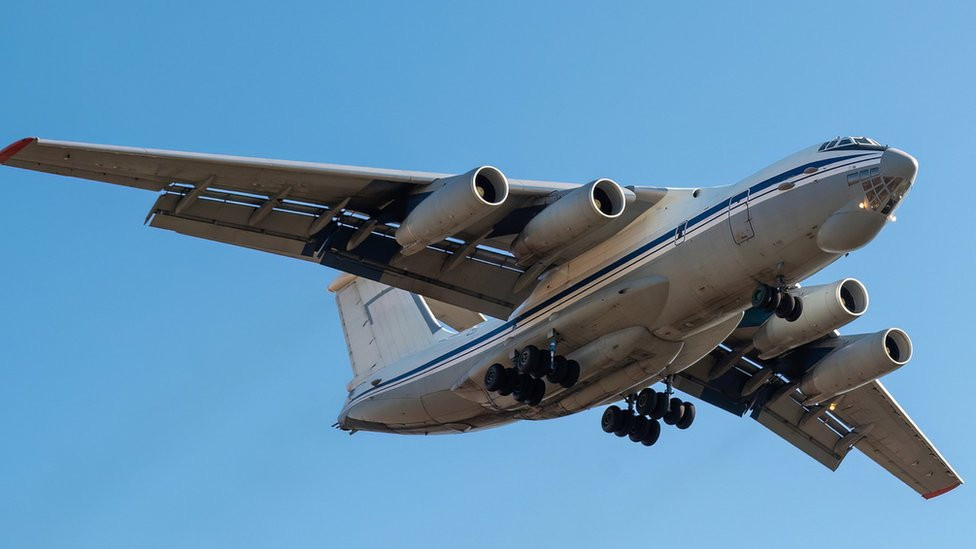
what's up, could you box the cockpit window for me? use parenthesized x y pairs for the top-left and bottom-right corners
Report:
(819, 136), (885, 152)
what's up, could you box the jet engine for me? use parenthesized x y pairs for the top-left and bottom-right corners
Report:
(754, 278), (869, 359)
(395, 166), (509, 255)
(798, 328), (912, 404)
(512, 178), (626, 260)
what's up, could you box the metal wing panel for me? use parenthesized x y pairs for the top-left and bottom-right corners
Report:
(676, 343), (963, 498)
(2, 137), (442, 206)
(837, 381), (963, 498)
(312, 221), (529, 319)
(143, 190), (529, 318)
(3, 138), (587, 207)
(1, 136), (641, 318)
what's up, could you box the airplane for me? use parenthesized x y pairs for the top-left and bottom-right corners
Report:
(0, 134), (962, 499)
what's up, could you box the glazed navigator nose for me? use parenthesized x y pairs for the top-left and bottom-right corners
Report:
(880, 148), (918, 183)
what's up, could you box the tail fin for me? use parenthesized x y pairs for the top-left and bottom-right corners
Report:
(328, 274), (442, 388)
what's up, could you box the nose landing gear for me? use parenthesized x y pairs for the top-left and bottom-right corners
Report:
(752, 282), (803, 322)
(600, 378), (695, 447)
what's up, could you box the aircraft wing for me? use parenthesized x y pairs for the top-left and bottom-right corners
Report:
(674, 347), (963, 499)
(1, 137), (663, 318)
(835, 381), (962, 499)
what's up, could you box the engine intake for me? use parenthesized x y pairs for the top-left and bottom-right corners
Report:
(798, 328), (912, 404)
(754, 278), (869, 359)
(513, 178), (626, 260)
(395, 166), (508, 255)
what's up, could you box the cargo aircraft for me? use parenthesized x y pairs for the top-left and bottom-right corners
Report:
(0, 135), (962, 498)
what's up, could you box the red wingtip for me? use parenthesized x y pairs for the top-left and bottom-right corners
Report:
(0, 137), (37, 165)
(922, 482), (962, 500)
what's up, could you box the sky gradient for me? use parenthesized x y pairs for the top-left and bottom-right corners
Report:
(2, 2), (974, 547)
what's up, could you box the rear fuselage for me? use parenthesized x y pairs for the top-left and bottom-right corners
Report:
(339, 142), (914, 434)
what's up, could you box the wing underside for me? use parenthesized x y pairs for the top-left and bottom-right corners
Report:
(2, 137), (666, 318)
(675, 345), (962, 499)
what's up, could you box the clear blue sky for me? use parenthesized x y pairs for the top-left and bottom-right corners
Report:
(2, 2), (974, 547)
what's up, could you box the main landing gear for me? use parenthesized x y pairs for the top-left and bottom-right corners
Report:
(600, 379), (696, 447)
(483, 339), (581, 407)
(752, 282), (803, 322)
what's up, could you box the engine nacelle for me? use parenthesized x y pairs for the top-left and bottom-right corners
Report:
(395, 166), (508, 255)
(798, 328), (912, 404)
(512, 178), (626, 260)
(754, 278), (869, 359)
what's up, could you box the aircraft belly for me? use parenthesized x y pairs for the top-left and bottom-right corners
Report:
(346, 396), (433, 425)
(421, 389), (489, 424)
(342, 164), (884, 433)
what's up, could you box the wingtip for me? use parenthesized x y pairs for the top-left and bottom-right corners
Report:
(922, 481), (962, 500)
(0, 137), (37, 165)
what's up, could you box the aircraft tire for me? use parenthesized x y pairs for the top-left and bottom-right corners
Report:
(663, 397), (684, 425)
(513, 374), (535, 402)
(676, 402), (696, 430)
(559, 360), (580, 388)
(525, 378), (545, 406)
(601, 405), (624, 433)
(613, 412), (634, 437)
(546, 356), (568, 384)
(640, 419), (661, 446)
(751, 284), (774, 309)
(518, 345), (543, 376)
(650, 393), (669, 419)
(775, 293), (795, 319)
(785, 296), (803, 322)
(636, 388), (657, 416)
(628, 415), (650, 442)
(498, 368), (518, 396)
(484, 364), (507, 392)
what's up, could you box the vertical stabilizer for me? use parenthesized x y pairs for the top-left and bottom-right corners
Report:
(328, 274), (442, 387)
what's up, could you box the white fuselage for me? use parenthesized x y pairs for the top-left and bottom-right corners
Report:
(339, 143), (912, 434)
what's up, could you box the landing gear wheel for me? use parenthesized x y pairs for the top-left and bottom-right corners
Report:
(775, 293), (796, 319)
(512, 374), (535, 403)
(628, 415), (650, 442)
(640, 419), (661, 446)
(636, 388), (657, 416)
(601, 405), (624, 433)
(498, 368), (518, 396)
(484, 364), (507, 392)
(559, 360), (580, 389)
(527, 378), (546, 406)
(785, 296), (803, 322)
(546, 356), (568, 384)
(517, 345), (543, 376)
(676, 402), (696, 429)
(650, 392), (669, 419)
(532, 354), (551, 378)
(663, 397), (685, 425)
(613, 413), (634, 437)
(751, 284), (774, 310)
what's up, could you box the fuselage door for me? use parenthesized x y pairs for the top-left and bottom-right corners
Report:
(674, 220), (688, 245)
(728, 189), (755, 244)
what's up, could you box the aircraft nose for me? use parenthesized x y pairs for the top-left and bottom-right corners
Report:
(880, 147), (918, 182)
